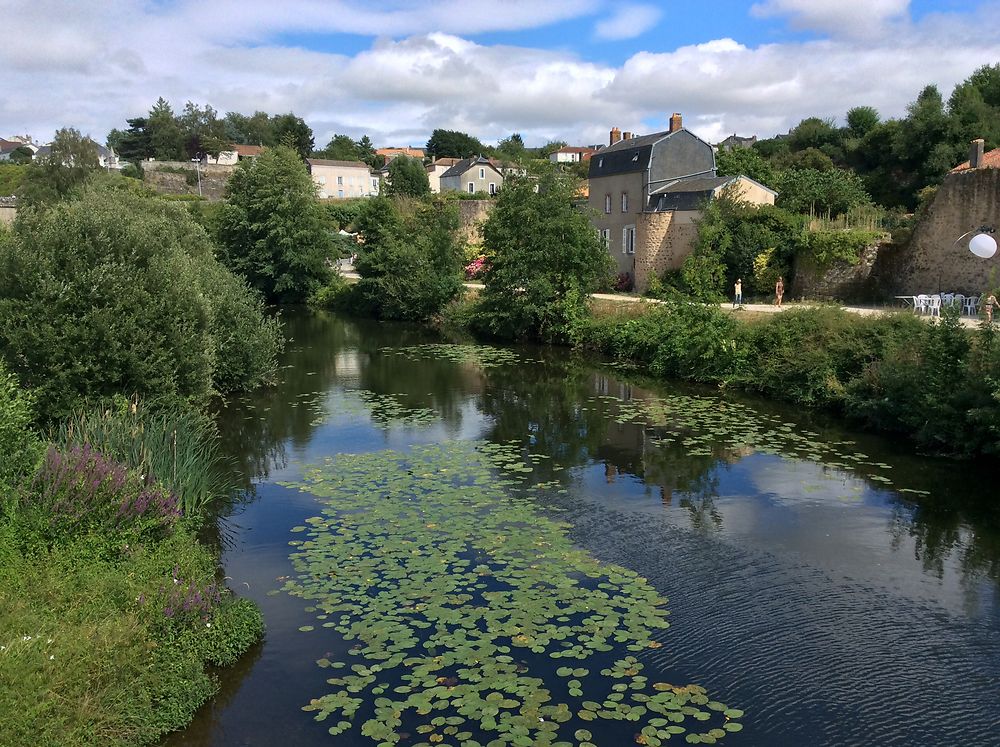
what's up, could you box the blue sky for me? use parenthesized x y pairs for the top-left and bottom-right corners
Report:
(2, 1), (999, 148)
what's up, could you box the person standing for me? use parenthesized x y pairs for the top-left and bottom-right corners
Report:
(775, 276), (785, 308)
(733, 278), (743, 308)
(985, 292), (997, 323)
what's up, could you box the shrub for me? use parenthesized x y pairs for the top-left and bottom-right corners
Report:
(308, 272), (351, 310)
(0, 186), (282, 421)
(0, 362), (42, 496)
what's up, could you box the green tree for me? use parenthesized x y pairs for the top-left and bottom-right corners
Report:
(475, 174), (613, 341)
(846, 106), (880, 138)
(356, 135), (382, 169)
(775, 167), (872, 216)
(108, 117), (152, 163)
(17, 127), (100, 206)
(351, 196), (464, 320)
(715, 147), (777, 186)
(147, 97), (185, 161)
(497, 133), (527, 161)
(271, 113), (314, 159)
(426, 128), (486, 158)
(0, 185), (281, 420)
(218, 145), (333, 302)
(179, 101), (228, 159)
(386, 156), (430, 198)
(224, 110), (274, 145)
(315, 134), (360, 161)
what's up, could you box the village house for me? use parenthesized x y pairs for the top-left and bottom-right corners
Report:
(376, 146), (425, 163)
(716, 134), (758, 151)
(306, 158), (380, 199)
(588, 113), (775, 292)
(549, 145), (600, 164)
(203, 144), (264, 165)
(425, 157), (461, 193)
(439, 156), (504, 195)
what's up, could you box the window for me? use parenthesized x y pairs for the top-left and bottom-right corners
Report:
(621, 192), (628, 213)
(479, 168), (485, 179)
(317, 175), (326, 185)
(601, 228), (611, 248)
(598, 158), (604, 168)
(604, 194), (611, 214)
(489, 182), (496, 195)
(622, 226), (635, 255)
(338, 189), (344, 198)
(468, 182), (475, 194)
(337, 176), (343, 185)
(372, 178), (378, 191)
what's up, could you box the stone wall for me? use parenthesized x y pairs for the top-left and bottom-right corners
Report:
(456, 200), (494, 249)
(792, 242), (882, 301)
(143, 162), (235, 201)
(895, 167), (1000, 295)
(0, 197), (15, 226)
(633, 210), (700, 292)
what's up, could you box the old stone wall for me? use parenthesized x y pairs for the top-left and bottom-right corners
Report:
(895, 167), (1000, 295)
(143, 162), (234, 201)
(0, 198), (15, 226)
(456, 200), (494, 249)
(633, 210), (699, 292)
(792, 243), (882, 301)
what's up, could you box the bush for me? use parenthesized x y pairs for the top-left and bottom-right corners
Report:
(351, 196), (464, 320)
(0, 363), (42, 495)
(0, 186), (282, 421)
(308, 272), (351, 310)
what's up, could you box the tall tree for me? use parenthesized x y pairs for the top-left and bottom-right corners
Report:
(476, 173), (613, 341)
(386, 156), (430, 198)
(179, 101), (228, 158)
(18, 128), (99, 206)
(356, 135), (382, 169)
(108, 117), (152, 163)
(314, 134), (360, 161)
(217, 145), (332, 302)
(271, 113), (314, 159)
(224, 110), (274, 145)
(147, 97), (184, 161)
(426, 128), (486, 158)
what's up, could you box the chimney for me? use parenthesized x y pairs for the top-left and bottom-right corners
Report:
(971, 138), (985, 169)
(610, 127), (622, 146)
(669, 112), (683, 133)
(622, 131), (633, 141)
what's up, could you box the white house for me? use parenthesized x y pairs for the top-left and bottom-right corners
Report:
(306, 158), (380, 199)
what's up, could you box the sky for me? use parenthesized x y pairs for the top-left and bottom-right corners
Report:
(2, 0), (1000, 150)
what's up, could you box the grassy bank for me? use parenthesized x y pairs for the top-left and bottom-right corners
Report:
(569, 301), (1000, 459)
(0, 374), (263, 746)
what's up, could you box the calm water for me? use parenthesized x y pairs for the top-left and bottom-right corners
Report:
(165, 309), (1000, 747)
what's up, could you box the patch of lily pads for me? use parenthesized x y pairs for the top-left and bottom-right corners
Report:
(607, 394), (912, 493)
(296, 389), (439, 429)
(280, 441), (743, 745)
(382, 344), (533, 369)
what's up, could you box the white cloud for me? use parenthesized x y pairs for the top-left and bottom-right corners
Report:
(594, 4), (662, 41)
(750, 0), (910, 38)
(0, 0), (998, 153)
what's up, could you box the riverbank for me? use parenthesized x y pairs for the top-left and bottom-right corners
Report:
(568, 299), (999, 459)
(0, 383), (264, 747)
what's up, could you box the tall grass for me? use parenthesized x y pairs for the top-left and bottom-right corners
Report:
(55, 399), (234, 518)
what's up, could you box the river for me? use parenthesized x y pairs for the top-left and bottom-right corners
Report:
(164, 309), (1000, 747)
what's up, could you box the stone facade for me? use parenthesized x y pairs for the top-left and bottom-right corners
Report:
(143, 162), (234, 200)
(792, 243), (882, 301)
(633, 211), (700, 292)
(0, 197), (15, 226)
(895, 167), (1000, 295)
(456, 200), (495, 249)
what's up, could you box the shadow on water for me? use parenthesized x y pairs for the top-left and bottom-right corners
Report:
(167, 309), (1000, 746)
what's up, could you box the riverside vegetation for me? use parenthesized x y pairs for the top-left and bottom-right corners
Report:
(0, 178), (278, 745)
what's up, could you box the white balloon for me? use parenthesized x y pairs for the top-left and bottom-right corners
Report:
(969, 233), (998, 259)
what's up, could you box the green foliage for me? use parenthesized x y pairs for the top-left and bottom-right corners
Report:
(218, 145), (333, 303)
(351, 196), (464, 320)
(715, 147), (777, 186)
(0, 164), (27, 195)
(0, 362), (42, 495)
(307, 272), (351, 310)
(312, 133), (382, 168)
(271, 113), (314, 159)
(775, 167), (872, 216)
(0, 185), (282, 421)
(426, 128), (486, 158)
(57, 399), (234, 519)
(474, 174), (613, 341)
(386, 155), (430, 197)
(17, 128), (100, 207)
(801, 228), (883, 268)
(320, 198), (367, 230)
(0, 523), (262, 746)
(846, 106), (880, 137)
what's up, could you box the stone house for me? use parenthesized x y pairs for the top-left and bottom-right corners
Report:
(425, 157), (461, 193)
(306, 158), (380, 199)
(439, 156), (504, 195)
(588, 113), (775, 291)
(377, 146), (425, 162)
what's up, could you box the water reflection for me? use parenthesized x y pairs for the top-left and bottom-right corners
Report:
(178, 310), (1000, 746)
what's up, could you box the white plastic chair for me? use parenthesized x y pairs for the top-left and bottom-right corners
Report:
(914, 294), (929, 315)
(927, 295), (941, 317)
(954, 294), (965, 314)
(965, 296), (980, 317)
(942, 293), (954, 308)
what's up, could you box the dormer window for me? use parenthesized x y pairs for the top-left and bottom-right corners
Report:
(631, 153), (639, 162)
(598, 158), (604, 168)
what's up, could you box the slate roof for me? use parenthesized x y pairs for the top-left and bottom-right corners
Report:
(588, 130), (675, 178)
(647, 175), (776, 211)
(440, 156), (499, 179)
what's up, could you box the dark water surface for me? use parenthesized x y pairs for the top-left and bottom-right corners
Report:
(165, 310), (1000, 747)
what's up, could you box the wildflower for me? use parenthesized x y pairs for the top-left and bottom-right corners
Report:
(206, 622), (212, 628)
(49, 655), (55, 660)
